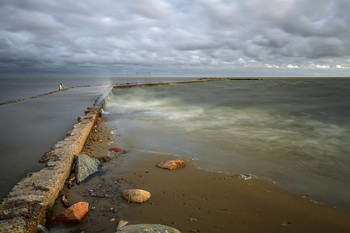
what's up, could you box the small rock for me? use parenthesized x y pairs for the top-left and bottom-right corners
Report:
(37, 224), (49, 233)
(61, 193), (69, 207)
(189, 217), (198, 222)
(54, 202), (89, 223)
(46, 162), (55, 168)
(67, 177), (76, 189)
(116, 220), (129, 231)
(282, 220), (293, 226)
(156, 159), (185, 170)
(75, 154), (101, 183)
(240, 174), (254, 180)
(122, 189), (151, 204)
(115, 224), (181, 233)
(98, 155), (111, 163)
(109, 147), (126, 154)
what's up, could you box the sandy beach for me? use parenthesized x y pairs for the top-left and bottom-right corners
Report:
(48, 118), (350, 233)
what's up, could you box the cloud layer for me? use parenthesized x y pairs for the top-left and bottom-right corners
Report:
(0, 0), (349, 77)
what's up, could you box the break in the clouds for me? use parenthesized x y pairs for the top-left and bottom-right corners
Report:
(0, 0), (350, 77)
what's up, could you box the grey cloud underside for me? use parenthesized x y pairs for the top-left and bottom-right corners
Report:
(0, 0), (350, 77)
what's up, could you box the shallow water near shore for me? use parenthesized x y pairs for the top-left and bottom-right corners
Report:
(104, 79), (350, 210)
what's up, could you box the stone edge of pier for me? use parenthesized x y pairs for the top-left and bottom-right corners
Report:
(0, 87), (112, 233)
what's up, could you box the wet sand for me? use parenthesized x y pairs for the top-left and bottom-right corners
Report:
(48, 120), (350, 233)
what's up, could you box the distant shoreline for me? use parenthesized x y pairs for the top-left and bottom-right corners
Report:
(1, 76), (350, 79)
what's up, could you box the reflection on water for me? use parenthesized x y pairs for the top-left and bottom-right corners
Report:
(104, 79), (350, 209)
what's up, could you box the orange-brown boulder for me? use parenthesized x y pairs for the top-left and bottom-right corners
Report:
(156, 159), (185, 170)
(122, 189), (151, 204)
(54, 202), (89, 223)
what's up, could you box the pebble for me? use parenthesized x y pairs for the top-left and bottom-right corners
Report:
(61, 193), (69, 207)
(116, 220), (129, 231)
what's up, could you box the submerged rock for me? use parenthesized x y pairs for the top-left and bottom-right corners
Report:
(75, 154), (100, 183)
(54, 202), (89, 223)
(156, 159), (185, 170)
(116, 224), (181, 233)
(122, 189), (151, 204)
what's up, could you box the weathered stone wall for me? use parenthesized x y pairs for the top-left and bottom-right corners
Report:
(0, 89), (111, 232)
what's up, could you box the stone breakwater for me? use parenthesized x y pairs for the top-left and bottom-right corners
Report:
(0, 77), (262, 106)
(0, 87), (111, 232)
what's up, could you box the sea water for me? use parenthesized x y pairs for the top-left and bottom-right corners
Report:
(104, 79), (350, 210)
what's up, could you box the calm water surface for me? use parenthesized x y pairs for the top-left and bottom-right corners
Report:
(104, 79), (350, 210)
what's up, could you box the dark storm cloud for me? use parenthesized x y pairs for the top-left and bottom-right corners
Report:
(0, 0), (349, 77)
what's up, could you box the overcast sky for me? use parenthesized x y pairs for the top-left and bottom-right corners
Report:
(0, 0), (349, 77)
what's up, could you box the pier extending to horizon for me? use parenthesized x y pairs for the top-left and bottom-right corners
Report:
(0, 77), (261, 106)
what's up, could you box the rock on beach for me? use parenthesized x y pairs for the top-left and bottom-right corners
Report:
(75, 154), (101, 183)
(98, 155), (111, 162)
(61, 193), (69, 207)
(116, 224), (181, 233)
(109, 147), (127, 154)
(156, 159), (185, 170)
(116, 220), (129, 231)
(54, 202), (89, 223)
(122, 189), (151, 204)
